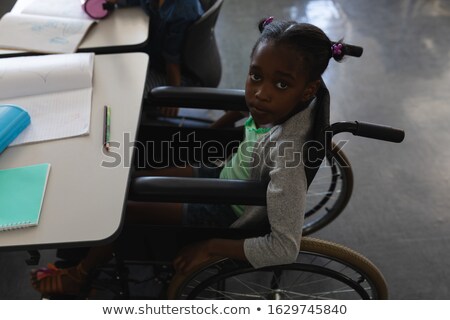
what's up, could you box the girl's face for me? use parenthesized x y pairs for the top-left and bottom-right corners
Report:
(245, 41), (319, 126)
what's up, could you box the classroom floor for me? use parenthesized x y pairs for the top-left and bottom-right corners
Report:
(1, 0), (450, 299)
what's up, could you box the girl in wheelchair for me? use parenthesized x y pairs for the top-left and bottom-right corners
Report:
(31, 18), (352, 297)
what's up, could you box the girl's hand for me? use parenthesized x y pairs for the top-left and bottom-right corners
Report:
(173, 241), (216, 275)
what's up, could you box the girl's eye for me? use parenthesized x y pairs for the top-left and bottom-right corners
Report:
(249, 73), (261, 82)
(276, 82), (288, 90)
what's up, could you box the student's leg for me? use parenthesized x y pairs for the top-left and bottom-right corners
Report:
(31, 165), (197, 295)
(31, 201), (184, 296)
(126, 202), (183, 225)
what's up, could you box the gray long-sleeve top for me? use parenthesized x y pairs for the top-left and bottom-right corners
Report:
(231, 101), (315, 269)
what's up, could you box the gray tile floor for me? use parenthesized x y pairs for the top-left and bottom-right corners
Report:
(1, 0), (450, 299)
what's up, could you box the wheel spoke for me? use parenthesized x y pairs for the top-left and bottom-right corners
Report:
(307, 190), (341, 197)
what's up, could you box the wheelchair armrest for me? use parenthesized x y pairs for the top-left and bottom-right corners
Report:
(129, 176), (267, 205)
(149, 86), (247, 111)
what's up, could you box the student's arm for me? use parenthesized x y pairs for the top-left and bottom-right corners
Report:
(166, 63), (182, 87)
(243, 151), (307, 268)
(174, 239), (246, 274)
(158, 7), (201, 117)
(159, 62), (182, 117)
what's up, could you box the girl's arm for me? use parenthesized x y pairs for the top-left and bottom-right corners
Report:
(174, 239), (246, 274)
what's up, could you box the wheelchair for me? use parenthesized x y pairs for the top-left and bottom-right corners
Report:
(68, 79), (402, 300)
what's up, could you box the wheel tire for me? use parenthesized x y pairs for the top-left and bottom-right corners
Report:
(168, 237), (387, 300)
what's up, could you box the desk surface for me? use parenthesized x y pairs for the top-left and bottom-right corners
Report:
(0, 52), (149, 250)
(0, 1), (149, 56)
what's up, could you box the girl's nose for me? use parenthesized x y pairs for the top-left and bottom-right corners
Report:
(255, 85), (271, 102)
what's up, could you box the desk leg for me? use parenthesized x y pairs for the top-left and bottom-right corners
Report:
(26, 250), (41, 265)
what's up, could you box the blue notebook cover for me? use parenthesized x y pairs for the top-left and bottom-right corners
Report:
(0, 104), (31, 154)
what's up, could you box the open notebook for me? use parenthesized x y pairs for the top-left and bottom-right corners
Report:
(0, 0), (95, 53)
(0, 163), (50, 231)
(0, 53), (94, 145)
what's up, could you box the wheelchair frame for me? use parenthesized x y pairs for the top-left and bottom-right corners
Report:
(103, 85), (402, 300)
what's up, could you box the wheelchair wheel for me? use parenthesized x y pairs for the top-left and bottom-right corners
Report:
(168, 237), (387, 300)
(303, 143), (353, 235)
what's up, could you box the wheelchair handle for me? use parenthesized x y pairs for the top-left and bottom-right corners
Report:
(330, 121), (405, 143)
(345, 44), (363, 57)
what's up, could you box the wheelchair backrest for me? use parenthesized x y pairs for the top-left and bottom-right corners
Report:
(303, 81), (331, 189)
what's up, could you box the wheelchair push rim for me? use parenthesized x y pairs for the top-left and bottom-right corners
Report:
(167, 237), (388, 300)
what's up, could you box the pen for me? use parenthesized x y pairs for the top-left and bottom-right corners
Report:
(103, 105), (111, 151)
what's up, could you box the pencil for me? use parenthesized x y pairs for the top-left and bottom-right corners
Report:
(103, 105), (111, 151)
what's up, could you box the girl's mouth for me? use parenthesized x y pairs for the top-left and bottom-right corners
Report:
(250, 104), (269, 114)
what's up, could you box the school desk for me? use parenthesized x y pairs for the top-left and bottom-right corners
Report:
(0, 52), (149, 250)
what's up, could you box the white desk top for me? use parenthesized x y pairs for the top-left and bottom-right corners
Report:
(0, 52), (149, 250)
(81, 6), (149, 51)
(0, 1), (149, 56)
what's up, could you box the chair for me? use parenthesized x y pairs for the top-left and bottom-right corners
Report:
(182, 0), (224, 87)
(141, 0), (224, 125)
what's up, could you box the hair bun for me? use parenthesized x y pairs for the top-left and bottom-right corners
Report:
(258, 16), (274, 32)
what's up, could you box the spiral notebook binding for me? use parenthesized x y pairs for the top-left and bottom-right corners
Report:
(0, 220), (33, 231)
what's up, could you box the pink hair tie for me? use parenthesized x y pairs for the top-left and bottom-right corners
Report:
(331, 43), (344, 59)
(262, 16), (274, 28)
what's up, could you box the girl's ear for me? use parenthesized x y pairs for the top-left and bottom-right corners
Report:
(301, 80), (321, 102)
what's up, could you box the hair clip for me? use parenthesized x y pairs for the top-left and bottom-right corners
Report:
(331, 43), (344, 58)
(262, 16), (274, 28)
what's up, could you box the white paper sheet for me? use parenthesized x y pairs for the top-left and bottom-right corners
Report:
(21, 0), (93, 20)
(0, 53), (95, 145)
(0, 13), (94, 53)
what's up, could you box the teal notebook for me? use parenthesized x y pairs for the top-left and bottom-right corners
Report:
(0, 163), (50, 231)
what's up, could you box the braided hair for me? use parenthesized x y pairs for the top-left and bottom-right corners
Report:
(253, 18), (346, 81)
